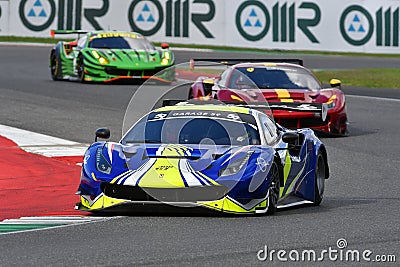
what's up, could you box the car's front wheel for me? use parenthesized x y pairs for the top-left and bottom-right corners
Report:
(77, 55), (86, 83)
(50, 51), (61, 81)
(266, 161), (280, 215)
(314, 151), (326, 205)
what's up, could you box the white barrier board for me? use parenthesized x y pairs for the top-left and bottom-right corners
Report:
(4, 0), (400, 53)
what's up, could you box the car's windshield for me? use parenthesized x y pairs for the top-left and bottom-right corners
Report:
(89, 33), (154, 50)
(232, 66), (321, 90)
(122, 112), (261, 146)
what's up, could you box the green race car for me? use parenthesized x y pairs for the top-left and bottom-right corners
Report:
(49, 30), (175, 83)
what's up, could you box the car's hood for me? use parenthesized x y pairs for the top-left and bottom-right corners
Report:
(227, 88), (336, 103)
(83, 48), (172, 69)
(84, 142), (274, 189)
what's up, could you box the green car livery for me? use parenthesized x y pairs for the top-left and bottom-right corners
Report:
(50, 30), (175, 83)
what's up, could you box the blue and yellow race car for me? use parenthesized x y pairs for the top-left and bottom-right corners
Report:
(76, 102), (329, 214)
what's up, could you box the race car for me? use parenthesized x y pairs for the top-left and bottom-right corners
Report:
(189, 59), (348, 135)
(76, 101), (329, 215)
(49, 30), (174, 83)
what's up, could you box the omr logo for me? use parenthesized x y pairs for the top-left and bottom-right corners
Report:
(340, 6), (373, 46)
(129, 0), (163, 36)
(236, 1), (270, 41)
(27, 0), (47, 18)
(19, 0), (55, 31)
(135, 3), (158, 26)
(236, 1), (320, 43)
(340, 5), (399, 47)
(347, 14), (366, 33)
(243, 8), (264, 29)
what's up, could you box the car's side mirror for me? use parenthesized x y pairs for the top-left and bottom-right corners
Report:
(282, 132), (299, 145)
(95, 128), (110, 142)
(330, 79), (341, 88)
(161, 43), (169, 49)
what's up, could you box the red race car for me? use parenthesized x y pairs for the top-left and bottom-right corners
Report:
(188, 59), (348, 136)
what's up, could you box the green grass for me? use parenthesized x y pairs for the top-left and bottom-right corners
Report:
(314, 68), (400, 88)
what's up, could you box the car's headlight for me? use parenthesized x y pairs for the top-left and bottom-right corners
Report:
(326, 95), (337, 110)
(91, 50), (109, 65)
(98, 57), (109, 65)
(164, 51), (170, 60)
(161, 52), (171, 65)
(219, 151), (253, 177)
(230, 94), (244, 102)
(95, 148), (112, 174)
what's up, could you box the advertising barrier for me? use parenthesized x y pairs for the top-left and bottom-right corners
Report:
(0, 0), (9, 35)
(2, 0), (400, 53)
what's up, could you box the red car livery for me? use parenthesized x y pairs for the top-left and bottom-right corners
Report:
(189, 59), (348, 135)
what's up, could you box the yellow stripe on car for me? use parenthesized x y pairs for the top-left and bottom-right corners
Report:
(280, 151), (292, 197)
(198, 196), (267, 213)
(110, 170), (133, 184)
(138, 145), (188, 188)
(275, 89), (294, 102)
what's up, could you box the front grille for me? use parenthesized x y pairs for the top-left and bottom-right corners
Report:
(278, 116), (330, 129)
(144, 67), (167, 77)
(101, 184), (228, 202)
(105, 68), (129, 76)
(105, 67), (166, 77)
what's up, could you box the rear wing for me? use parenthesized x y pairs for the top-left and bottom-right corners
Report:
(189, 58), (303, 68)
(162, 99), (327, 121)
(50, 30), (88, 39)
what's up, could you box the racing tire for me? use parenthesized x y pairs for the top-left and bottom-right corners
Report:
(50, 52), (62, 81)
(266, 161), (280, 215)
(188, 89), (194, 100)
(77, 54), (86, 83)
(314, 151), (326, 206)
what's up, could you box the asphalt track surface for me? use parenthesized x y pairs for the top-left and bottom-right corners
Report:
(0, 45), (399, 266)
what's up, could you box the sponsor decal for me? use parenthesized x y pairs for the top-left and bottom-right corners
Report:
(257, 157), (269, 172)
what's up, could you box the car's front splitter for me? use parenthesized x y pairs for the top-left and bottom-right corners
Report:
(77, 193), (270, 215)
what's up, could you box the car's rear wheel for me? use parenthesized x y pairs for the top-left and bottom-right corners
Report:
(314, 151), (326, 205)
(266, 161), (280, 215)
(50, 52), (61, 81)
(77, 55), (86, 83)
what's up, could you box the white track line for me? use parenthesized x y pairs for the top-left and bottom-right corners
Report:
(0, 42), (54, 47)
(0, 124), (88, 157)
(347, 94), (400, 102)
(1, 216), (107, 225)
(0, 216), (119, 235)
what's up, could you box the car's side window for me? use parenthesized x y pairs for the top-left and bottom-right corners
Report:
(259, 113), (278, 145)
(218, 68), (231, 88)
(77, 35), (87, 49)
